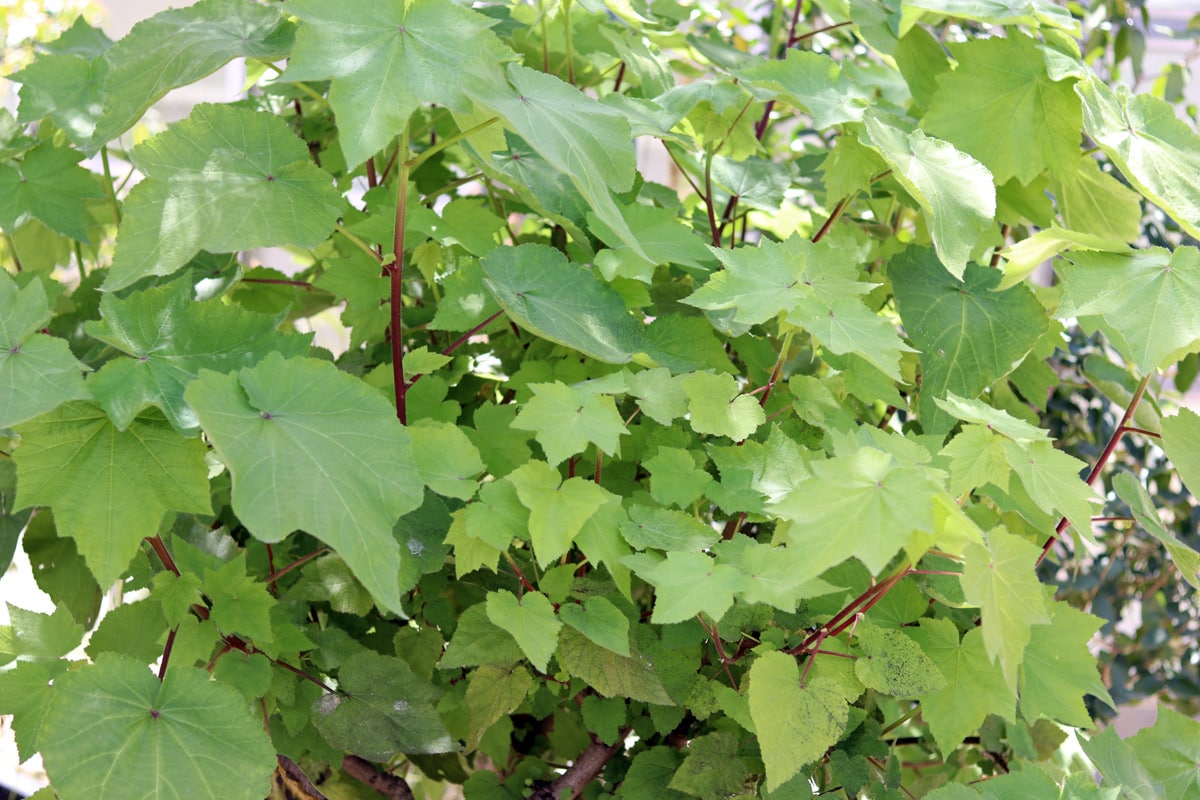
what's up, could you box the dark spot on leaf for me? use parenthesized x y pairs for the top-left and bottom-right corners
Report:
(261, 411), (273, 420)
(397, 25), (407, 34)
(139, 355), (149, 362)
(265, 175), (275, 182)
(8, 345), (18, 355)
(518, 95), (530, 104)
(150, 709), (160, 718)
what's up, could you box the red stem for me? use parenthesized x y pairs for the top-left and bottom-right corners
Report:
(157, 627), (178, 681)
(265, 546), (329, 586)
(390, 164), (410, 424)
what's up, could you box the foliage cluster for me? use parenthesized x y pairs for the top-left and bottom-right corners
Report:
(2, 0), (1200, 798)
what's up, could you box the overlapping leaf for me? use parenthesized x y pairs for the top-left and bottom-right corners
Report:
(14, 403), (211, 586)
(184, 353), (424, 616)
(1018, 601), (1113, 726)
(106, 104), (344, 290)
(512, 382), (627, 467)
(0, 142), (103, 240)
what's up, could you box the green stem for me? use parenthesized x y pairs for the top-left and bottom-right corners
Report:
(563, 0), (575, 85)
(3, 230), (23, 273)
(390, 129), (412, 424)
(335, 224), (383, 263)
(406, 117), (499, 173)
(100, 146), (121, 224)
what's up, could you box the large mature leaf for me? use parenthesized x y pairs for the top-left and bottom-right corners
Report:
(482, 244), (643, 363)
(1003, 440), (1097, 534)
(184, 353), (424, 616)
(40, 655), (276, 800)
(961, 528), (1050, 689)
(312, 651), (455, 761)
(733, 50), (870, 128)
(106, 104), (344, 290)
(0, 142), (103, 240)
(12, 49), (109, 149)
(1019, 601), (1113, 726)
(864, 117), (995, 278)
(90, 0), (295, 147)
(1077, 76), (1200, 240)
(557, 628), (672, 704)
(0, 273), (89, 429)
(14, 403), (211, 586)
(908, 618), (1015, 755)
(771, 448), (942, 580)
(890, 248), (1048, 436)
(86, 277), (311, 433)
(1127, 707), (1200, 800)
(1056, 247), (1200, 375)
(284, 0), (513, 168)
(748, 652), (848, 791)
(921, 33), (1081, 185)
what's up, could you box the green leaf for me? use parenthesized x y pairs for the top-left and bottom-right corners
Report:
(512, 381), (627, 467)
(0, 660), (66, 761)
(312, 650), (455, 760)
(1018, 601), (1113, 726)
(934, 393), (1052, 442)
(1127, 707), (1200, 800)
(1056, 247), (1200, 375)
(644, 447), (712, 508)
(463, 665), (533, 749)
(732, 50), (870, 128)
(669, 732), (749, 800)
(439, 604), (524, 669)
(864, 117), (996, 278)
(1162, 407), (1200, 500)
(409, 420), (485, 500)
(91, 0), (295, 147)
(907, 619), (1015, 755)
(557, 627), (672, 705)
(40, 655), (276, 800)
(1081, 727), (1164, 800)
(1112, 472), (1199, 588)
(715, 537), (841, 612)
(1003, 440), (1097, 534)
(1077, 75), (1200, 240)
(890, 249), (1049, 436)
(749, 651), (849, 791)
(683, 236), (812, 326)
(681, 371), (765, 441)
(0, 272), (89, 429)
(623, 551), (747, 624)
(482, 244), (643, 363)
(999, 225), (1130, 290)
(184, 353), (424, 616)
(430, 257), (501, 332)
(22, 512), (103, 628)
(961, 528), (1050, 689)
(507, 460), (611, 568)
(619, 504), (720, 552)
(771, 448), (941, 580)
(589, 200), (716, 283)
(0, 604), (85, 663)
(485, 590), (562, 673)
(86, 277), (311, 432)
(853, 621), (946, 697)
(205, 554), (275, 647)
(558, 596), (630, 657)
(921, 33), (1081, 185)
(1054, 155), (1144, 242)
(940, 425), (1011, 496)
(900, 0), (1079, 32)
(627, 367), (689, 425)
(106, 104), (344, 291)
(14, 403), (211, 586)
(0, 142), (103, 240)
(12, 52), (109, 149)
(283, 0), (512, 168)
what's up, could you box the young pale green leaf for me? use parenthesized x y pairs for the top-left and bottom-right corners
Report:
(90, 0), (295, 147)
(1078, 76), (1200, 240)
(0, 660), (66, 762)
(1127, 707), (1200, 800)
(681, 371), (765, 441)
(732, 49), (870, 128)
(0, 142), (102, 240)
(999, 224), (1130, 290)
(749, 651), (849, 791)
(40, 655), (276, 800)
(864, 117), (996, 278)
(1055, 155), (1144, 242)
(0, 273), (89, 429)
(482, 244), (643, 363)
(507, 460), (612, 568)
(312, 651), (455, 761)
(557, 627), (672, 705)
(14, 403), (211, 587)
(921, 33), (1081, 185)
(934, 393), (1052, 442)
(429, 257), (502, 332)
(643, 447), (712, 508)
(619, 504), (721, 552)
(715, 537), (841, 612)
(408, 420), (485, 501)
(106, 104), (344, 290)
(557, 597), (630, 657)
(1162, 408), (1200, 499)
(891, 249), (1048, 436)
(86, 277), (311, 432)
(1112, 473), (1200, 588)
(908, 619), (1015, 755)
(485, 590), (562, 673)
(900, 0), (1079, 33)
(1003, 440), (1097, 534)
(961, 528), (1051, 689)
(854, 621), (946, 697)
(1056, 247), (1200, 375)
(283, 0), (513, 168)
(0, 605), (85, 663)
(683, 235), (811, 326)
(771, 448), (941, 580)
(626, 368), (689, 425)
(184, 354), (424, 616)
(512, 381), (627, 467)
(940, 425), (1011, 496)
(589, 200), (715, 283)
(463, 665), (533, 749)
(204, 555), (275, 648)
(1018, 601), (1113, 726)
(623, 551), (747, 624)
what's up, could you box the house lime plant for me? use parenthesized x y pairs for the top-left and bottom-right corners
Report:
(2, 0), (1200, 797)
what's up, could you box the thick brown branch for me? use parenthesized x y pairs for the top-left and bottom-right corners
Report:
(529, 733), (626, 800)
(342, 755), (414, 800)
